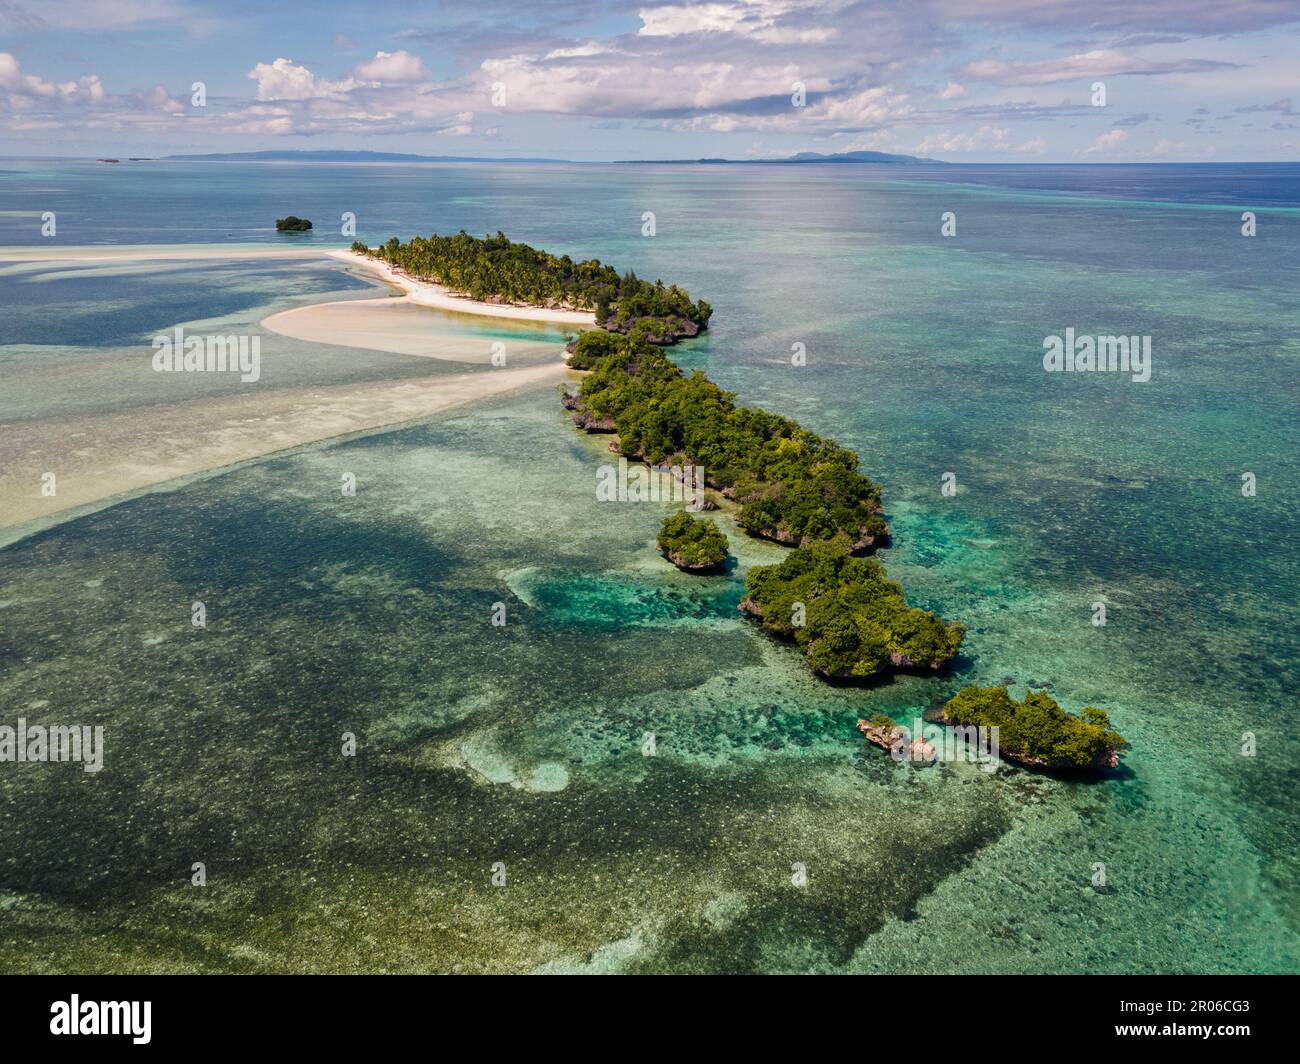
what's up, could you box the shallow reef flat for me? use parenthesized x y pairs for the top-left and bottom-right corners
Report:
(1, 388), (1294, 973)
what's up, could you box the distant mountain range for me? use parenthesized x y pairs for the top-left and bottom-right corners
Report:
(621, 150), (941, 165)
(163, 149), (941, 166)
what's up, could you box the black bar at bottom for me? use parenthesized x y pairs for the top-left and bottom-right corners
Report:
(0, 973), (1289, 1050)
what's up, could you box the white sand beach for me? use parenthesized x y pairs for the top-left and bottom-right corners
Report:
(326, 249), (596, 326)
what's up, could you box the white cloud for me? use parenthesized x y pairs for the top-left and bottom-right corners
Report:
(636, 1), (838, 43)
(0, 51), (105, 102)
(639, 1), (784, 37)
(1079, 128), (1128, 154)
(939, 82), (967, 100)
(352, 50), (430, 84)
(0, 0), (193, 32)
(544, 43), (618, 59)
(248, 58), (356, 101)
(1133, 137), (1217, 158)
(961, 49), (1234, 86)
(914, 124), (1011, 154)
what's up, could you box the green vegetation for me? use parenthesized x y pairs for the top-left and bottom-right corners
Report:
(740, 535), (965, 679)
(275, 216), (313, 232)
(348, 229), (961, 685)
(567, 328), (626, 369)
(656, 512), (729, 572)
(941, 686), (1127, 768)
(571, 333), (890, 549)
(561, 291), (957, 684)
(352, 231), (711, 341)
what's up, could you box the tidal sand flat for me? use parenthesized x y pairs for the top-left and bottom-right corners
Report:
(0, 244), (329, 264)
(261, 297), (583, 363)
(0, 362), (568, 539)
(0, 248), (577, 540)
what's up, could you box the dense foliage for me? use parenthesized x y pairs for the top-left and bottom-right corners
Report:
(354, 229), (964, 684)
(352, 231), (711, 339)
(942, 686), (1127, 767)
(572, 332), (890, 548)
(656, 512), (729, 570)
(275, 216), (312, 231)
(567, 328), (626, 370)
(741, 535), (965, 678)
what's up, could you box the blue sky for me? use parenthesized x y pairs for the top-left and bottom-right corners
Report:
(1, 0), (1298, 161)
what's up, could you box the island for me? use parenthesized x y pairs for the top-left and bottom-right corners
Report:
(543, 245), (958, 684)
(739, 535), (964, 679)
(656, 512), (729, 572)
(937, 685), (1127, 770)
(564, 330), (890, 551)
(351, 231), (710, 342)
(275, 216), (313, 232)
(349, 232), (976, 690)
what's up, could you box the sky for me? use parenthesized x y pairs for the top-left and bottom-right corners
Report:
(1, 0), (1298, 162)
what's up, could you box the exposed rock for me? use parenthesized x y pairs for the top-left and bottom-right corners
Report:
(856, 718), (936, 765)
(572, 409), (617, 432)
(657, 546), (725, 574)
(601, 315), (703, 345)
(850, 527), (891, 553)
(751, 523), (890, 554)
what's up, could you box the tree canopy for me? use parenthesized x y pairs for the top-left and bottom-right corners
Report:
(571, 332), (889, 549)
(352, 231), (710, 339)
(942, 686), (1127, 768)
(741, 535), (965, 678)
(657, 512), (729, 571)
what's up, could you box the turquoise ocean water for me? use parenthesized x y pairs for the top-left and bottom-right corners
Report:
(1, 160), (1297, 972)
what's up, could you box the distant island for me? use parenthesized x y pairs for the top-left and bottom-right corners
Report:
(161, 149), (942, 166)
(275, 216), (313, 232)
(615, 150), (941, 166)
